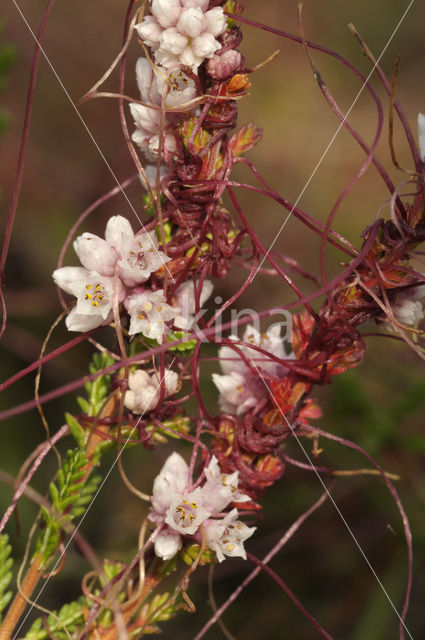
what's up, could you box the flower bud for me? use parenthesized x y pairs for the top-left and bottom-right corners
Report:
(206, 49), (241, 80)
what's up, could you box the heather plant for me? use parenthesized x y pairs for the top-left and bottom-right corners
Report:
(1, 1), (425, 639)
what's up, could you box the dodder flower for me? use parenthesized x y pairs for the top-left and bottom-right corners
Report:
(124, 368), (179, 414)
(390, 285), (425, 327)
(213, 324), (291, 415)
(105, 215), (169, 287)
(130, 58), (196, 157)
(125, 289), (178, 339)
(171, 279), (213, 330)
(135, 0), (227, 72)
(53, 267), (125, 332)
(53, 215), (170, 332)
(149, 452), (255, 561)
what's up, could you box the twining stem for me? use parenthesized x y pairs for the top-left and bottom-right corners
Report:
(0, 553), (44, 640)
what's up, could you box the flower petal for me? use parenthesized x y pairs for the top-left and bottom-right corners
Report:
(154, 528), (182, 560)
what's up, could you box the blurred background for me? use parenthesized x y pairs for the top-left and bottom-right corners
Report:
(1, 0), (425, 638)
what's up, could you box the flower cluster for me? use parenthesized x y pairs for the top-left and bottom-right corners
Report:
(213, 324), (292, 415)
(124, 368), (180, 414)
(149, 452), (255, 561)
(53, 215), (213, 337)
(135, 0), (227, 72)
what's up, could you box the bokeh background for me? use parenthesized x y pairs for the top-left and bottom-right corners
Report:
(1, 1), (425, 638)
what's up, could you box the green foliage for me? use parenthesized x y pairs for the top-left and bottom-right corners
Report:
(166, 331), (197, 354)
(180, 543), (216, 566)
(34, 449), (101, 566)
(328, 369), (425, 454)
(0, 534), (13, 622)
(146, 415), (191, 442)
(65, 412), (86, 448)
(133, 331), (196, 356)
(77, 352), (115, 417)
(25, 597), (86, 640)
(155, 221), (173, 245)
(101, 559), (125, 585)
(146, 592), (176, 623)
(137, 592), (179, 635)
(180, 117), (211, 153)
(222, 0), (244, 27)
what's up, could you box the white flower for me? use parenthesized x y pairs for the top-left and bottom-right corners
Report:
(212, 370), (259, 415)
(418, 113), (425, 161)
(130, 57), (196, 157)
(149, 453), (255, 562)
(125, 288), (178, 339)
(172, 279), (213, 329)
(213, 324), (291, 415)
(390, 284), (425, 327)
(202, 456), (250, 513)
(165, 487), (209, 535)
(53, 267), (125, 332)
(149, 452), (210, 559)
(73, 234), (117, 277)
(105, 215), (169, 287)
(205, 508), (256, 563)
(135, 0), (227, 72)
(124, 368), (179, 414)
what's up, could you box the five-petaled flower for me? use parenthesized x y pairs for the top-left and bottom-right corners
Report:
(125, 288), (178, 339)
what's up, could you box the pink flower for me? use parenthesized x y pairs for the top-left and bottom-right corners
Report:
(52, 215), (170, 332)
(105, 215), (170, 287)
(206, 49), (241, 80)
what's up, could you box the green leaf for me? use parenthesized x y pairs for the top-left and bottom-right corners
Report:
(81, 352), (115, 417)
(0, 534), (13, 621)
(145, 415), (190, 442)
(34, 449), (96, 566)
(180, 117), (211, 153)
(166, 331), (197, 354)
(76, 397), (91, 414)
(66, 412), (87, 447)
(49, 482), (60, 511)
(26, 597), (86, 640)
(102, 560), (124, 585)
(155, 221), (173, 245)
